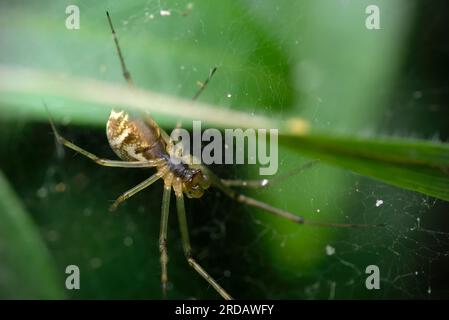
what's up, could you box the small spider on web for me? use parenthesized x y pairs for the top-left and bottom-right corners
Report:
(44, 11), (381, 300)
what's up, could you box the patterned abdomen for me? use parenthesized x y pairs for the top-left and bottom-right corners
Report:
(106, 110), (167, 162)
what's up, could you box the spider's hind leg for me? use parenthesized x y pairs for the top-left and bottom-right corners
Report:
(44, 105), (162, 169)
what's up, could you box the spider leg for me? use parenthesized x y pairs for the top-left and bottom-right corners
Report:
(107, 9), (196, 144)
(106, 12), (216, 141)
(173, 67), (219, 130)
(221, 160), (320, 188)
(174, 187), (233, 300)
(106, 12), (176, 151)
(192, 66), (218, 101)
(160, 128), (173, 146)
(207, 167), (382, 228)
(106, 11), (134, 87)
(45, 107), (162, 168)
(109, 170), (165, 211)
(159, 184), (171, 298)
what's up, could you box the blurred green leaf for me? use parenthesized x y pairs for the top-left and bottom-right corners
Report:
(0, 171), (65, 299)
(281, 134), (449, 201)
(1, 66), (448, 202)
(0, 65), (306, 132)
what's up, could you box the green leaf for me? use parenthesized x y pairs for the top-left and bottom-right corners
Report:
(280, 134), (449, 202)
(1, 66), (448, 202)
(0, 171), (65, 299)
(0, 65), (306, 132)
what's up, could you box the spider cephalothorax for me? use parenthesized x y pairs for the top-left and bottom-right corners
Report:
(181, 168), (210, 198)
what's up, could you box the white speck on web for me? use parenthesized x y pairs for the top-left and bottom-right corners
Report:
(227, 93), (232, 98)
(316, 208), (321, 213)
(427, 286), (432, 294)
(325, 245), (335, 256)
(160, 10), (171, 16)
(375, 199), (384, 207)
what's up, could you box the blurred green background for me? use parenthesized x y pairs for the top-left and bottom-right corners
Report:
(0, 0), (448, 299)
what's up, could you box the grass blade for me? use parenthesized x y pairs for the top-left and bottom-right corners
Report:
(281, 134), (449, 201)
(0, 171), (64, 299)
(1, 65), (448, 202)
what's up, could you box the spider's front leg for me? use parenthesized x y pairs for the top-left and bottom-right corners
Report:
(109, 171), (165, 211)
(221, 160), (320, 188)
(207, 165), (381, 228)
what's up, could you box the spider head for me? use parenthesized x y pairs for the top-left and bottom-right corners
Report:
(183, 168), (210, 199)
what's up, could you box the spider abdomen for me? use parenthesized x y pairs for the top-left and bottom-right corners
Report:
(106, 110), (167, 162)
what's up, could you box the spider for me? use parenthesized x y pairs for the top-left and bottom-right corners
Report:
(46, 12), (376, 300)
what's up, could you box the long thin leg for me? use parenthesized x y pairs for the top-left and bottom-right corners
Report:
(46, 111), (162, 168)
(159, 185), (171, 298)
(106, 11), (134, 86)
(174, 67), (219, 130)
(221, 160), (320, 188)
(175, 190), (233, 300)
(56, 135), (161, 168)
(106, 12), (176, 157)
(206, 168), (383, 228)
(109, 171), (165, 211)
(192, 66), (218, 101)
